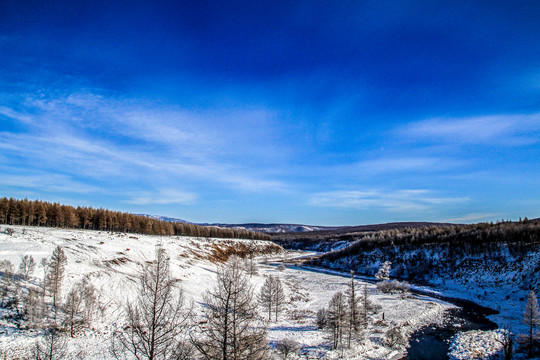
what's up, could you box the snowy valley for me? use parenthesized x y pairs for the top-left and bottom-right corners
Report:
(0, 225), (458, 359)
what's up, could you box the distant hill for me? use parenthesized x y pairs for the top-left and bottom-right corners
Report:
(136, 214), (193, 224)
(138, 214), (336, 233)
(138, 214), (454, 235)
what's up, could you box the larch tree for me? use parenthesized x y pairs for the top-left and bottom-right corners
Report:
(194, 256), (268, 360)
(345, 271), (361, 347)
(327, 291), (347, 351)
(258, 276), (274, 321)
(0, 260), (14, 307)
(19, 255), (36, 280)
(45, 246), (68, 318)
(116, 247), (191, 360)
(523, 290), (540, 357)
(63, 286), (83, 337)
(272, 277), (285, 322)
(360, 284), (374, 326)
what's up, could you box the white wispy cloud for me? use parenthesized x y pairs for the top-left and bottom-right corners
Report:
(399, 113), (540, 145)
(0, 173), (101, 194)
(310, 189), (468, 212)
(124, 189), (197, 205)
(0, 90), (292, 202)
(442, 213), (497, 223)
(353, 156), (465, 174)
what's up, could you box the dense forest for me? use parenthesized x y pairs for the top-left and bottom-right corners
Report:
(319, 219), (540, 260)
(311, 219), (540, 291)
(0, 197), (271, 241)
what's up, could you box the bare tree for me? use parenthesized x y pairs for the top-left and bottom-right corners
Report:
(244, 254), (258, 276)
(316, 308), (328, 329)
(258, 276), (274, 321)
(275, 338), (300, 360)
(494, 326), (514, 360)
(194, 256), (268, 360)
(24, 287), (45, 328)
(34, 328), (68, 360)
(272, 277), (285, 322)
(19, 255), (36, 280)
(116, 247), (190, 360)
(80, 277), (97, 322)
(46, 246), (68, 314)
(345, 271), (361, 347)
(258, 275), (285, 323)
(0, 260), (14, 307)
(63, 285), (84, 337)
(327, 291), (347, 350)
(523, 290), (539, 358)
(360, 284), (374, 325)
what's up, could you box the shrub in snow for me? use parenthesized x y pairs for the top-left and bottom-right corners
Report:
(316, 308), (328, 329)
(377, 280), (410, 294)
(385, 327), (406, 348)
(375, 261), (391, 281)
(275, 338), (300, 360)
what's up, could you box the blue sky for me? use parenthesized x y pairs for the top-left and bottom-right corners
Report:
(1, 1), (540, 225)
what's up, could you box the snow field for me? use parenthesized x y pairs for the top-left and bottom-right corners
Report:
(0, 226), (453, 359)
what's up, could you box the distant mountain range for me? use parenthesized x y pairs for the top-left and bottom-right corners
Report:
(137, 214), (335, 233)
(137, 214), (454, 234)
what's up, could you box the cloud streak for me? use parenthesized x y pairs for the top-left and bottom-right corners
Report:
(310, 189), (468, 213)
(399, 113), (540, 145)
(0, 90), (292, 204)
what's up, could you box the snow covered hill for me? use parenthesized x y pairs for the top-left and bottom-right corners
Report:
(0, 225), (454, 359)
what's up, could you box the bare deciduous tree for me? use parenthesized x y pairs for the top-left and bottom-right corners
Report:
(523, 290), (539, 358)
(34, 328), (68, 360)
(0, 260), (14, 307)
(345, 271), (361, 347)
(258, 276), (274, 321)
(19, 255), (36, 280)
(258, 275), (285, 322)
(116, 247), (191, 360)
(63, 286), (84, 337)
(316, 308), (328, 329)
(360, 284), (374, 326)
(244, 254), (259, 276)
(494, 326), (514, 360)
(25, 287), (45, 328)
(272, 277), (285, 322)
(194, 256), (268, 360)
(46, 246), (67, 314)
(327, 291), (346, 350)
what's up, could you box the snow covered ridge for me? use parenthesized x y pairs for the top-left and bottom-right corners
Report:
(0, 226), (454, 359)
(138, 214), (335, 233)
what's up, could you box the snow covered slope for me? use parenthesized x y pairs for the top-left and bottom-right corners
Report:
(0, 226), (453, 359)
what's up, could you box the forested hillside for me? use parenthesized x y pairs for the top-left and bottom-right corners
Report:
(313, 219), (540, 292)
(0, 197), (271, 240)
